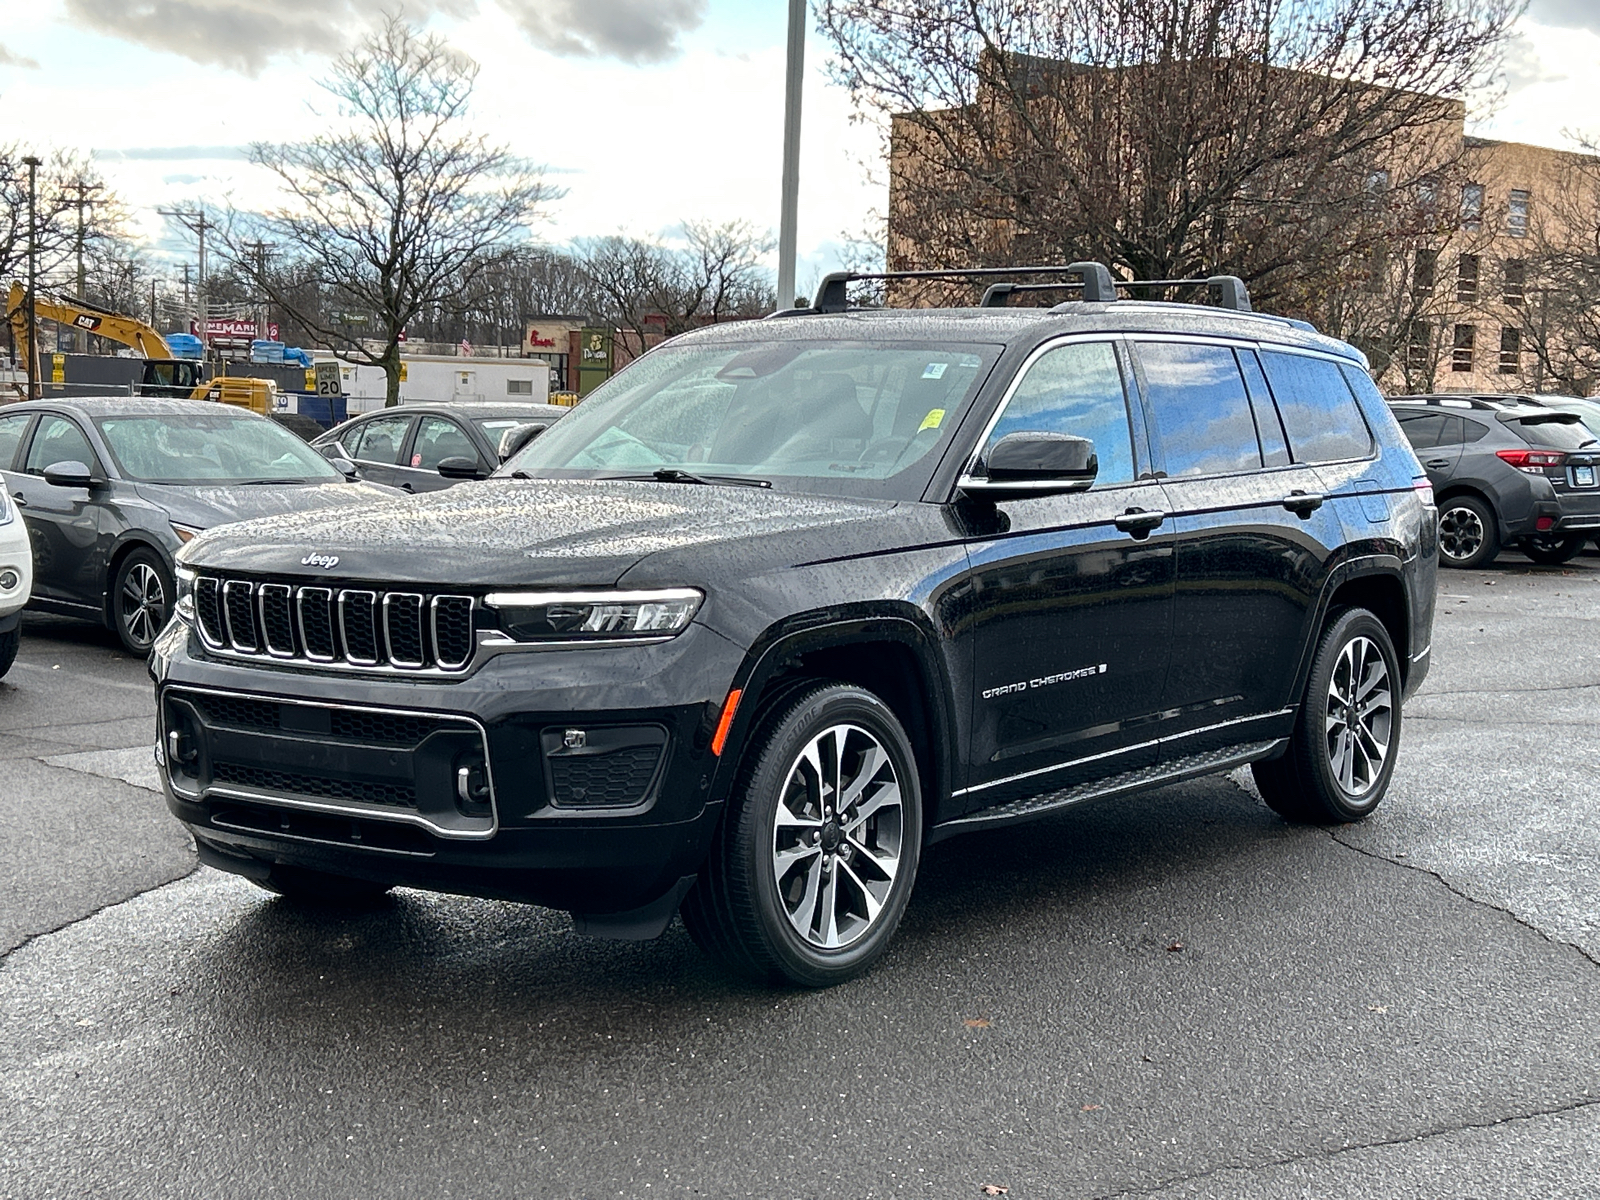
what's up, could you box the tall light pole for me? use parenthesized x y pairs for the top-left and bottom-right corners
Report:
(776, 0), (805, 310)
(61, 179), (103, 352)
(22, 155), (41, 400)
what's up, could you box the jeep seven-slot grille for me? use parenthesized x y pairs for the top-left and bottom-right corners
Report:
(193, 576), (475, 672)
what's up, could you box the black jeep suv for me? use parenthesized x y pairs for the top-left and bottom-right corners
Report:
(151, 264), (1438, 986)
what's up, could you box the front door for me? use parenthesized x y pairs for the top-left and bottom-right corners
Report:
(961, 339), (1174, 811)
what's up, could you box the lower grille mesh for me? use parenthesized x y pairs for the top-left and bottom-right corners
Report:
(212, 761), (416, 809)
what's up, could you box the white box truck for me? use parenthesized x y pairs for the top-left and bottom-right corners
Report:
(333, 355), (552, 413)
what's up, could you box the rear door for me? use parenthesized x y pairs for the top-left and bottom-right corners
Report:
(12, 412), (111, 608)
(1132, 339), (1349, 758)
(343, 413), (415, 488)
(1393, 410), (1463, 487)
(960, 338), (1175, 809)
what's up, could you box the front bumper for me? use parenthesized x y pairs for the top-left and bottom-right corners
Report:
(0, 514), (32, 621)
(150, 617), (744, 914)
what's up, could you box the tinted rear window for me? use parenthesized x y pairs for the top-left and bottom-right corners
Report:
(1261, 351), (1373, 463)
(1511, 416), (1598, 450)
(1138, 341), (1262, 477)
(1394, 412), (1451, 449)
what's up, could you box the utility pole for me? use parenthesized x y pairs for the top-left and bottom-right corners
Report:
(775, 0), (805, 310)
(60, 179), (103, 353)
(242, 239), (274, 342)
(159, 206), (213, 356)
(22, 155), (41, 400)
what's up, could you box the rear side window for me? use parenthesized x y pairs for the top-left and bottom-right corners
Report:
(1460, 417), (1491, 443)
(1262, 351), (1373, 463)
(1238, 350), (1290, 467)
(1137, 341), (1261, 477)
(0, 413), (31, 469)
(1512, 416), (1598, 451)
(350, 415), (412, 465)
(1394, 412), (1451, 449)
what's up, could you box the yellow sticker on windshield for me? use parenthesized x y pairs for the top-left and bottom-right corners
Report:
(918, 408), (946, 432)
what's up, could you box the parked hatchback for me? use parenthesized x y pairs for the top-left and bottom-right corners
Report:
(0, 398), (398, 655)
(312, 403), (570, 492)
(1388, 394), (1600, 566)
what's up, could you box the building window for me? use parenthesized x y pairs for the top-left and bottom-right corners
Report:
(1416, 178), (1439, 214)
(1456, 254), (1479, 303)
(1413, 249), (1437, 297)
(1503, 258), (1526, 306)
(1508, 189), (1530, 238)
(1452, 324), (1476, 373)
(1499, 327), (1522, 374)
(506, 379), (534, 395)
(1462, 183), (1484, 231)
(1407, 321), (1432, 372)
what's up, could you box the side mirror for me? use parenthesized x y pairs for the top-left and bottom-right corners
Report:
(960, 432), (1097, 500)
(333, 457), (359, 479)
(497, 422), (545, 462)
(437, 455), (487, 480)
(42, 460), (98, 490)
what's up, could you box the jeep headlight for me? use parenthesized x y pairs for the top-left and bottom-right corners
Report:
(174, 566), (197, 622)
(484, 588), (703, 641)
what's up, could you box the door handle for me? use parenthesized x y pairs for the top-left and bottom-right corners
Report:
(11, 492), (25, 508)
(1282, 490), (1325, 517)
(1114, 507), (1166, 538)
(1425, 458), (1451, 470)
(398, 482), (414, 493)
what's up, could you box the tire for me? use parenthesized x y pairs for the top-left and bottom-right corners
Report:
(0, 625), (17, 679)
(111, 547), (174, 657)
(681, 682), (923, 987)
(1253, 607), (1401, 824)
(1435, 495), (1499, 569)
(257, 864), (392, 905)
(1520, 533), (1587, 565)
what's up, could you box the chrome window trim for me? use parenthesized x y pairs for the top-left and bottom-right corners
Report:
(161, 685), (499, 841)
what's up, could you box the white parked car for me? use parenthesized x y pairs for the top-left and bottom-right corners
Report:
(0, 487), (32, 678)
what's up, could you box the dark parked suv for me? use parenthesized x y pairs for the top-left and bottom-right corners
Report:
(151, 263), (1438, 985)
(1389, 394), (1600, 567)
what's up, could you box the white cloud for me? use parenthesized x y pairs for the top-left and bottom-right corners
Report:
(499, 0), (705, 64)
(0, 43), (41, 68)
(1527, 0), (1600, 35)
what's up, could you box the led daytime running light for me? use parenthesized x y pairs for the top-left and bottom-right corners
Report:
(485, 588), (703, 641)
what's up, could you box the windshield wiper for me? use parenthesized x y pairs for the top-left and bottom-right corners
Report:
(641, 468), (771, 489)
(237, 478), (314, 485)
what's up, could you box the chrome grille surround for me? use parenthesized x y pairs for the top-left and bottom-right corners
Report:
(190, 574), (476, 675)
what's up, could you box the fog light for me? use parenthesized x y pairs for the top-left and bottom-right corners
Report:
(0, 569), (18, 590)
(1536, 516), (1555, 532)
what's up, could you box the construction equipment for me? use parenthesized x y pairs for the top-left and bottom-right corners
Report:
(6, 282), (206, 398)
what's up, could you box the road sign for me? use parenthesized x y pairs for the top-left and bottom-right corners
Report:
(313, 361), (342, 397)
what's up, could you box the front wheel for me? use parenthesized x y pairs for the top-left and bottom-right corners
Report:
(111, 547), (174, 657)
(1253, 607), (1401, 824)
(1520, 533), (1587, 565)
(681, 682), (922, 987)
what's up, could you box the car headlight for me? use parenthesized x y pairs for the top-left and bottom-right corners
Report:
(174, 566), (197, 622)
(0, 490), (11, 525)
(484, 588), (703, 641)
(171, 522), (204, 544)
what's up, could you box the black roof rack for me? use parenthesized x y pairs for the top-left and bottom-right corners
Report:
(1387, 393), (1541, 411)
(792, 262), (1251, 316)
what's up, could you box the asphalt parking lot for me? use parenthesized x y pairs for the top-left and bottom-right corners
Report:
(2, 551), (1597, 1200)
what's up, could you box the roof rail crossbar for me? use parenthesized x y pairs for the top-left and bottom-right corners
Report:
(808, 262), (1120, 314)
(1045, 275), (1251, 314)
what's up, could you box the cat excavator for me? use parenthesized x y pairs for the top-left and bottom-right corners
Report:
(4, 283), (275, 412)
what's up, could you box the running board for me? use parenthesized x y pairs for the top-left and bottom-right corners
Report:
(928, 740), (1285, 843)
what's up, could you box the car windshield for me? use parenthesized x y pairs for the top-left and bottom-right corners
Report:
(496, 340), (1000, 499)
(94, 412), (345, 485)
(472, 417), (533, 435)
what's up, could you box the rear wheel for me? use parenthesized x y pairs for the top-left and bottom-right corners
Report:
(1253, 607), (1400, 824)
(1520, 533), (1587, 565)
(1436, 495), (1498, 569)
(256, 864), (392, 905)
(681, 682), (922, 987)
(111, 547), (173, 657)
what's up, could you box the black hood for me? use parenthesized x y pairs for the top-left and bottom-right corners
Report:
(178, 478), (903, 588)
(139, 480), (400, 531)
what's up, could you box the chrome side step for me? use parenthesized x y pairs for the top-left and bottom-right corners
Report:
(928, 739), (1285, 843)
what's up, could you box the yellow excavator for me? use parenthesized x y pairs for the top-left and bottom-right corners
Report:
(4, 283), (276, 412)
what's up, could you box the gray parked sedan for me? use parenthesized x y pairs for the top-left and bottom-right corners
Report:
(0, 397), (398, 655)
(310, 402), (571, 493)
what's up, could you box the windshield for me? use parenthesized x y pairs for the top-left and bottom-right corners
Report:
(95, 412), (345, 485)
(1512, 414), (1599, 451)
(497, 340), (1000, 499)
(472, 416), (536, 436)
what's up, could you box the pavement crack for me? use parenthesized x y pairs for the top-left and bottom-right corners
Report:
(1093, 1096), (1600, 1199)
(1414, 681), (1600, 698)
(1328, 832), (1600, 969)
(0, 859), (199, 965)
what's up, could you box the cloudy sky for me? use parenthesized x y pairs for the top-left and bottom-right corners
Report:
(1, 0), (1598, 289)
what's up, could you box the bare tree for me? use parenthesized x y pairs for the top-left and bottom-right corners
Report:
(223, 14), (557, 405)
(822, 0), (1520, 314)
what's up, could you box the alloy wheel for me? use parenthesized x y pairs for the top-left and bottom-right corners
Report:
(770, 723), (904, 951)
(1438, 504), (1484, 563)
(1325, 635), (1392, 799)
(121, 562), (166, 648)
